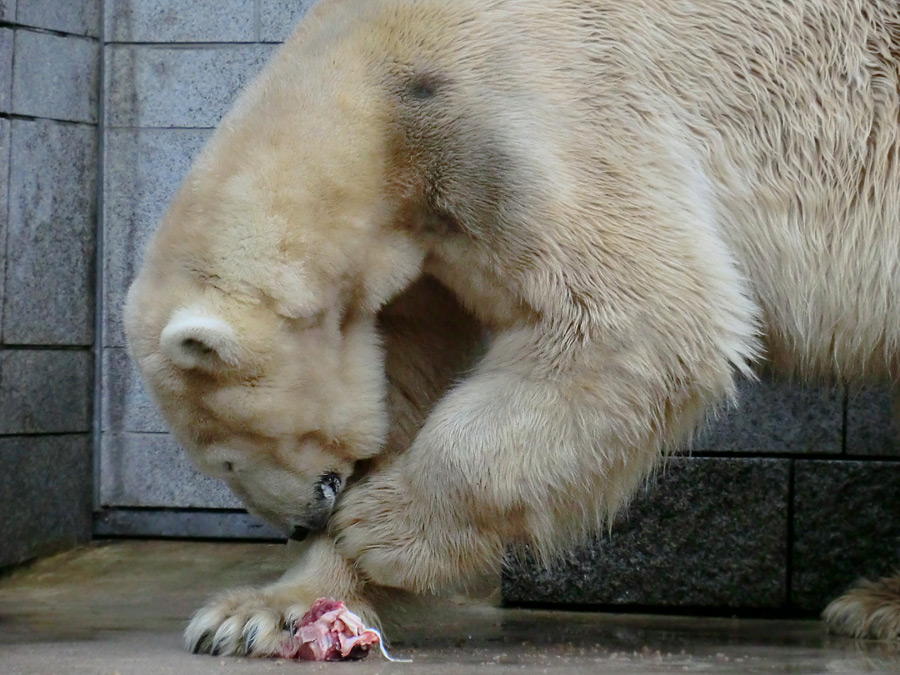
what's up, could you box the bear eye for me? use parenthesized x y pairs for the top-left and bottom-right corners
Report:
(222, 461), (234, 473)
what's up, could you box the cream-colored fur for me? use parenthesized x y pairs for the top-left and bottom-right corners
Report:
(124, 0), (900, 654)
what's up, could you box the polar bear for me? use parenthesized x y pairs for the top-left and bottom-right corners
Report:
(124, 0), (900, 655)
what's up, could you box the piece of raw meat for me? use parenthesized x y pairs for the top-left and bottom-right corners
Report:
(279, 597), (407, 662)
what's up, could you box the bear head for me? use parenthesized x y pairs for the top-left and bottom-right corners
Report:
(124, 0), (556, 537)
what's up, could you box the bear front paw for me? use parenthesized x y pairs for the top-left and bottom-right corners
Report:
(332, 473), (481, 593)
(823, 575), (900, 640)
(185, 587), (309, 657)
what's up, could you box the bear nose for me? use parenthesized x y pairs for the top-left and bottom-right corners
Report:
(289, 526), (310, 542)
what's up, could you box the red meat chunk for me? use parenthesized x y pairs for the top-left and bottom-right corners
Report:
(279, 598), (383, 661)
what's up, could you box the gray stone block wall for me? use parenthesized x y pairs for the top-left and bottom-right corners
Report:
(0, 4), (98, 568)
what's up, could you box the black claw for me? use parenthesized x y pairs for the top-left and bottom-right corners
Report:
(211, 636), (227, 657)
(192, 631), (213, 655)
(245, 625), (258, 653)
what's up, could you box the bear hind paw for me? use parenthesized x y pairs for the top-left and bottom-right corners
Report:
(823, 574), (900, 640)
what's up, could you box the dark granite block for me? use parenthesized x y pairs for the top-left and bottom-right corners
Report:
(102, 128), (211, 347)
(792, 460), (900, 611)
(694, 377), (843, 454)
(100, 432), (242, 509)
(102, 348), (168, 433)
(105, 0), (255, 43)
(503, 457), (790, 609)
(15, 0), (101, 37)
(0, 435), (92, 568)
(4, 119), (97, 345)
(105, 44), (274, 128)
(846, 384), (900, 456)
(11, 30), (99, 123)
(0, 350), (92, 434)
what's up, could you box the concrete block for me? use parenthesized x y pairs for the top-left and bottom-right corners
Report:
(0, 435), (92, 568)
(105, 0), (256, 43)
(0, 350), (93, 434)
(846, 384), (900, 456)
(102, 348), (168, 433)
(695, 377), (843, 454)
(259, 0), (315, 42)
(12, 30), (99, 123)
(0, 28), (11, 113)
(0, 117), (8, 341)
(15, 0), (101, 37)
(103, 128), (211, 347)
(792, 460), (900, 611)
(105, 44), (274, 128)
(0, 0), (15, 23)
(100, 432), (243, 509)
(503, 458), (790, 609)
(4, 119), (96, 345)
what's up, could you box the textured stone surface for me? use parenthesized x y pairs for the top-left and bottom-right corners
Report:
(0, 0), (15, 23)
(259, 0), (315, 42)
(695, 377), (843, 454)
(105, 0), (256, 43)
(102, 348), (168, 433)
(846, 384), (900, 456)
(4, 119), (96, 345)
(0, 435), (92, 568)
(100, 432), (242, 508)
(0, 350), (93, 434)
(0, 28), (11, 113)
(103, 128), (211, 347)
(11, 30), (99, 123)
(0, 117), (8, 341)
(503, 458), (790, 609)
(792, 460), (900, 611)
(15, 0), (101, 37)
(105, 45), (274, 128)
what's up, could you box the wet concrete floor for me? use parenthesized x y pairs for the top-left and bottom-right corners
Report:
(1, 541), (898, 674)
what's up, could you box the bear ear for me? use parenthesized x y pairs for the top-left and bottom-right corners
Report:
(159, 309), (244, 373)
